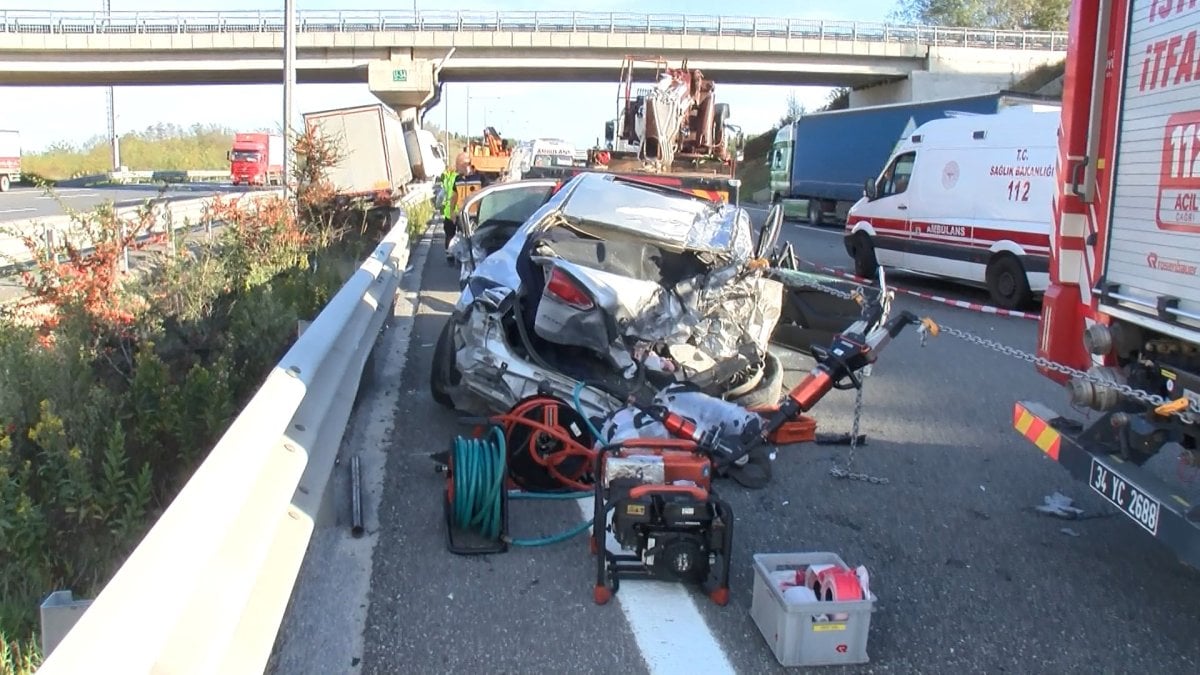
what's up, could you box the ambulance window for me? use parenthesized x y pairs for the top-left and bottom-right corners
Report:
(880, 152), (915, 197)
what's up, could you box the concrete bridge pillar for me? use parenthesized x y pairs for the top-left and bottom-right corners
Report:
(367, 57), (438, 112)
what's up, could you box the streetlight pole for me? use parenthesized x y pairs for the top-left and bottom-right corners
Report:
(104, 0), (119, 171)
(283, 0), (297, 200)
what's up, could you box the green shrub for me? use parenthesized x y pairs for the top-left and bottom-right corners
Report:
(405, 198), (434, 240)
(0, 124), (385, 674)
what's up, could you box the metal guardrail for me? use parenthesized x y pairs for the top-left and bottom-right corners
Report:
(0, 9), (1067, 51)
(108, 169), (231, 184)
(0, 190), (280, 272)
(34, 186), (432, 672)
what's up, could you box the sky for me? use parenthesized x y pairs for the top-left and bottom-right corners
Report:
(0, 0), (900, 154)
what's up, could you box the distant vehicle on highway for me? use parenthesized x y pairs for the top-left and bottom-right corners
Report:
(844, 105), (1061, 309)
(504, 138), (577, 181)
(0, 128), (20, 192)
(768, 90), (1059, 226)
(228, 132), (284, 187)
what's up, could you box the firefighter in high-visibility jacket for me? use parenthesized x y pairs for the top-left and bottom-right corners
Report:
(438, 152), (483, 258)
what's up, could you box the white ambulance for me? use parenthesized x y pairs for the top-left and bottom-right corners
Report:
(843, 105), (1061, 309)
(505, 138), (577, 181)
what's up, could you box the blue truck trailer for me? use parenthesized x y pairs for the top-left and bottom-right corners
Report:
(767, 90), (1059, 226)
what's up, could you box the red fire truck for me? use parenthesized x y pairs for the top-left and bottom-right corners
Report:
(1013, 0), (1200, 566)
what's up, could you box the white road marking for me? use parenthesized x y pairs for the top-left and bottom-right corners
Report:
(37, 192), (100, 200)
(0, 207), (35, 214)
(575, 497), (736, 675)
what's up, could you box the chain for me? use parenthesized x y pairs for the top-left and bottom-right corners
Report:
(768, 260), (1199, 489)
(828, 369), (890, 485)
(935, 324), (1200, 417)
(772, 262), (1200, 419)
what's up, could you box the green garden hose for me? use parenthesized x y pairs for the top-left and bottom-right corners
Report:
(449, 425), (593, 547)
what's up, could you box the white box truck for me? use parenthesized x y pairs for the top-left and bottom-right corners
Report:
(844, 105), (1062, 309)
(0, 129), (20, 192)
(302, 104), (414, 203)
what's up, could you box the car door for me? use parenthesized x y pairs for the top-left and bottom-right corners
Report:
(453, 179), (561, 274)
(874, 150), (917, 271)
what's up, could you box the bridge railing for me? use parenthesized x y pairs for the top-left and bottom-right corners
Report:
(0, 9), (1066, 50)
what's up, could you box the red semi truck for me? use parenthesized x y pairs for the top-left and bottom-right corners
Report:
(0, 129), (19, 192)
(1014, 0), (1200, 566)
(228, 132), (283, 187)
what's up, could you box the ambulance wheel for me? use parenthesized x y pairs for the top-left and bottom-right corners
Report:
(848, 232), (877, 280)
(986, 254), (1032, 310)
(807, 199), (824, 226)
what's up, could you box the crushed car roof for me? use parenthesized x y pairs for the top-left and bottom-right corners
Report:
(556, 172), (752, 259)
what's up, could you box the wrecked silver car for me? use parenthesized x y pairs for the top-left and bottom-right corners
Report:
(432, 172), (782, 417)
(430, 171), (856, 420)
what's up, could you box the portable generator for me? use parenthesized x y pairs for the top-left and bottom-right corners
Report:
(590, 438), (733, 606)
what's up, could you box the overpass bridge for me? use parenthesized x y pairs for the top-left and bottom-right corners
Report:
(0, 9), (1066, 110)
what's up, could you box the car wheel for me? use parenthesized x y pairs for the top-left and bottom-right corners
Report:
(728, 351), (784, 409)
(986, 254), (1032, 310)
(848, 231), (878, 280)
(430, 319), (459, 409)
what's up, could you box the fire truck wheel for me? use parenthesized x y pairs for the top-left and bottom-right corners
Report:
(0, 175), (9, 192)
(848, 232), (877, 280)
(986, 254), (1032, 310)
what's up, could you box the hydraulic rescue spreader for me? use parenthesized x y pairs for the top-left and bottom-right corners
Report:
(592, 309), (931, 605)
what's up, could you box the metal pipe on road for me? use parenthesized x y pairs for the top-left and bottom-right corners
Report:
(350, 454), (364, 538)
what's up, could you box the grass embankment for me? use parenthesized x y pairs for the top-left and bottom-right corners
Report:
(21, 124), (238, 182)
(0, 127), (432, 673)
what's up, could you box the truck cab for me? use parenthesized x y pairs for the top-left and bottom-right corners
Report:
(228, 132), (283, 187)
(768, 124), (794, 204)
(405, 128), (448, 181)
(843, 106), (1060, 309)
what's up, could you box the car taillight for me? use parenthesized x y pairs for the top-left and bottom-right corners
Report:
(544, 267), (594, 310)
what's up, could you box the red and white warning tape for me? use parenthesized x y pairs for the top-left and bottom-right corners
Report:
(796, 261), (1042, 321)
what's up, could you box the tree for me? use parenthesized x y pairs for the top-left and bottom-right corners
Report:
(890, 0), (1068, 31)
(819, 87), (851, 112)
(778, 92), (807, 127)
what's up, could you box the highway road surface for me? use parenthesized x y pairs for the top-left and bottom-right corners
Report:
(0, 183), (254, 222)
(271, 213), (1200, 675)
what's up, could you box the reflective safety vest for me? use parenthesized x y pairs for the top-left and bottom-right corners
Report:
(440, 169), (458, 219)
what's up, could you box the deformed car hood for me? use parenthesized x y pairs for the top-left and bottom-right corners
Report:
(557, 175), (753, 260)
